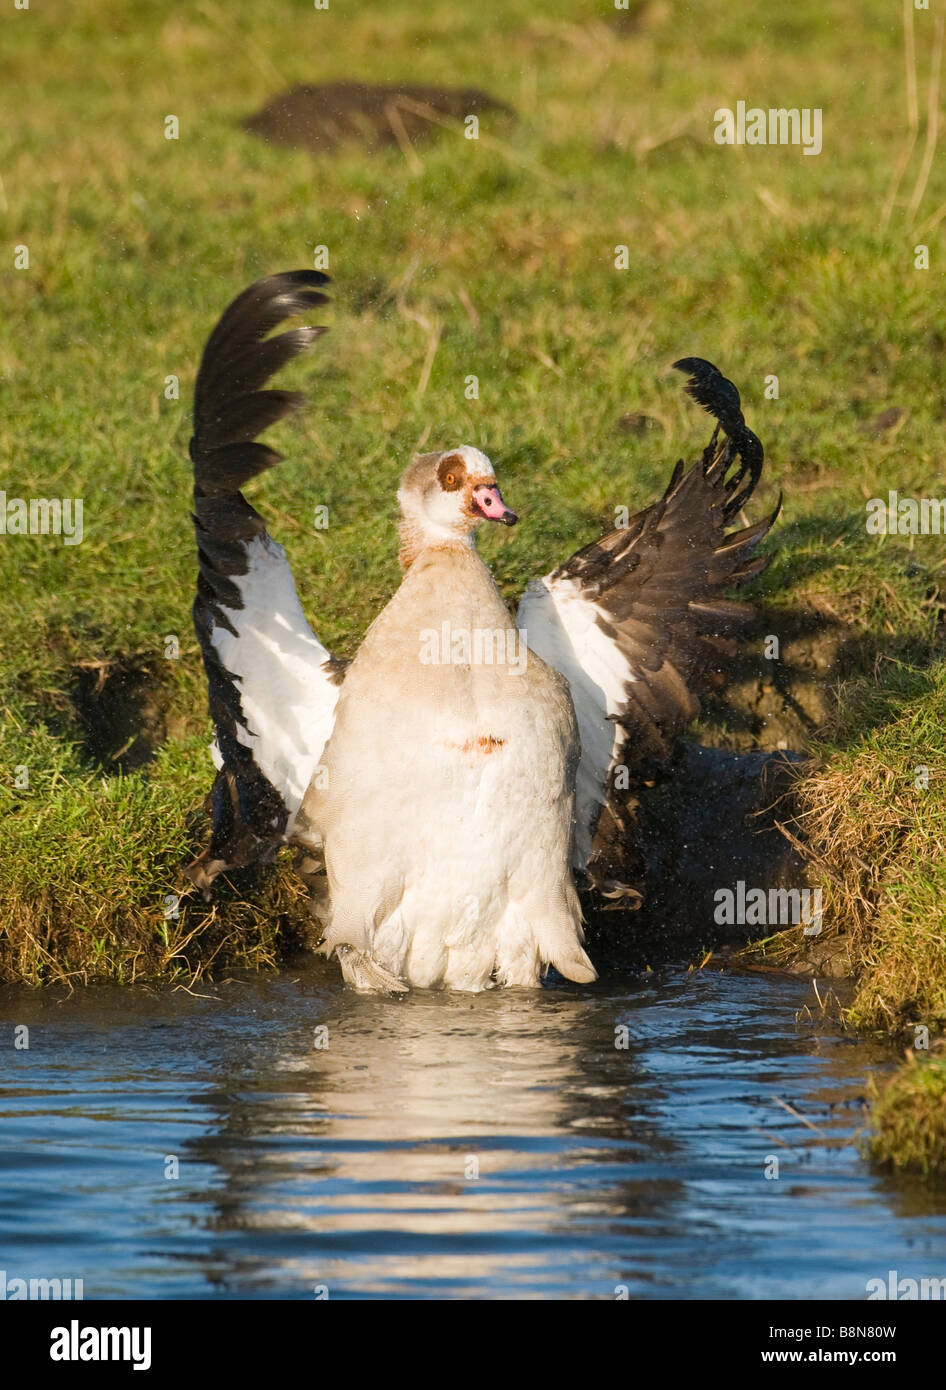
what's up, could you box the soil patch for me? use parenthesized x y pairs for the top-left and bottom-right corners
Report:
(245, 83), (515, 154)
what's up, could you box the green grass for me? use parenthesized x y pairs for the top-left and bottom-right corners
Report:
(2, 0), (946, 1160)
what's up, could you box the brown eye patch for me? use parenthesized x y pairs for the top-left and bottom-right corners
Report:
(437, 454), (467, 491)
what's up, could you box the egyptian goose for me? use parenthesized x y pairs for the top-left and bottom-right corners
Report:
(186, 271), (778, 991)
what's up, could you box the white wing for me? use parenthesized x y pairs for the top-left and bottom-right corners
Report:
(517, 359), (778, 896)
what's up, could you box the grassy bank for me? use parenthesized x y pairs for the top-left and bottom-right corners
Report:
(1, 1), (945, 1164)
(743, 659), (946, 1175)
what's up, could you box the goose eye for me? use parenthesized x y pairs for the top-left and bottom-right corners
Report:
(437, 457), (465, 490)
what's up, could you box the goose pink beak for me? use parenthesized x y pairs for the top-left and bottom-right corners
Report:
(472, 484), (518, 526)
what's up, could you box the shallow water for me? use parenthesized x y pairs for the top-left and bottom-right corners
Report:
(1, 962), (944, 1300)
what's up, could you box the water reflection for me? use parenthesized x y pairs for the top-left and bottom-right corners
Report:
(192, 985), (683, 1296)
(1, 966), (945, 1299)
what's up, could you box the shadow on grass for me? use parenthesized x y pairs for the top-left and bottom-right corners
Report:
(702, 510), (946, 751)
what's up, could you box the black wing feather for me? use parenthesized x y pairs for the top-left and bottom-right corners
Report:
(186, 270), (335, 895)
(523, 358), (779, 904)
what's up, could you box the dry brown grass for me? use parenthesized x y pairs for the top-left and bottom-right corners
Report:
(0, 849), (316, 991)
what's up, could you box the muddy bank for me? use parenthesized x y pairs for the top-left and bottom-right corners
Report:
(636, 743), (807, 913)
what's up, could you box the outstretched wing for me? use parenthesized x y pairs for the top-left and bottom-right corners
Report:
(516, 358), (779, 899)
(187, 270), (342, 893)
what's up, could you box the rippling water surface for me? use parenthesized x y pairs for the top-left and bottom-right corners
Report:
(1, 964), (944, 1299)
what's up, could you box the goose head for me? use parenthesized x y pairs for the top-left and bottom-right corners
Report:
(397, 446), (517, 569)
